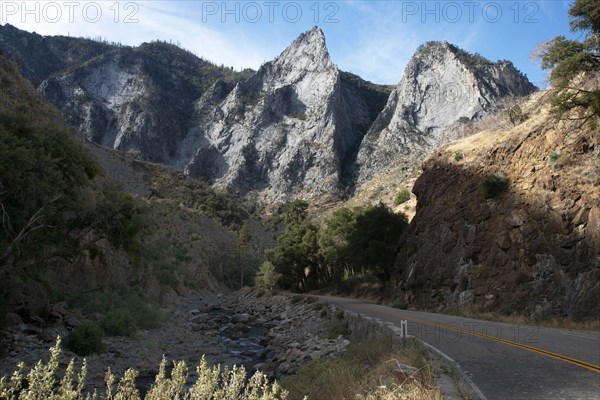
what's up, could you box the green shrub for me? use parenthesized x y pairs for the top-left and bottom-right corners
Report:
(282, 337), (440, 400)
(368, 186), (384, 200)
(132, 301), (163, 331)
(327, 320), (349, 339)
(481, 172), (509, 198)
(549, 149), (562, 168)
(393, 189), (411, 205)
(290, 295), (306, 304)
(505, 104), (528, 125)
(454, 152), (464, 162)
(64, 323), (105, 356)
(392, 301), (408, 310)
(101, 309), (136, 337)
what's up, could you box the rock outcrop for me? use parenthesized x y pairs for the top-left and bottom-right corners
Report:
(182, 27), (387, 200)
(357, 41), (536, 182)
(37, 42), (243, 164)
(393, 92), (600, 319)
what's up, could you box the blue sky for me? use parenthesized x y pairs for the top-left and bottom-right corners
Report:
(0, 1), (577, 87)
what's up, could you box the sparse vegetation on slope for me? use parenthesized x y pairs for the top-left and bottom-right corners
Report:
(0, 58), (145, 278)
(394, 88), (600, 319)
(140, 162), (250, 227)
(339, 71), (393, 122)
(394, 189), (411, 205)
(480, 172), (508, 198)
(0, 54), (268, 343)
(0, 24), (114, 85)
(282, 337), (441, 400)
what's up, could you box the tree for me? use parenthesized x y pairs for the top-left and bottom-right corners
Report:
(237, 222), (252, 289)
(254, 261), (281, 290)
(283, 199), (309, 224)
(536, 0), (600, 125)
(271, 201), (318, 291)
(345, 204), (408, 281)
(569, 0), (600, 39)
(0, 113), (143, 275)
(317, 207), (354, 285)
(317, 204), (409, 285)
(0, 113), (97, 273)
(272, 219), (319, 291)
(271, 202), (408, 291)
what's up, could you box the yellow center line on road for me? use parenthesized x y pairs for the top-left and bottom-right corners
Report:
(352, 304), (600, 374)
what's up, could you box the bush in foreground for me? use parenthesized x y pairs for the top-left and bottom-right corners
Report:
(0, 338), (289, 400)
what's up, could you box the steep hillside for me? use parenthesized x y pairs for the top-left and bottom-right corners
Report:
(183, 27), (389, 201)
(356, 41), (536, 183)
(0, 47), (68, 126)
(0, 23), (113, 86)
(38, 42), (248, 164)
(0, 54), (265, 334)
(393, 90), (600, 319)
(0, 53), (143, 326)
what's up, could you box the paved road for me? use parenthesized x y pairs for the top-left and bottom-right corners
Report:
(318, 295), (600, 400)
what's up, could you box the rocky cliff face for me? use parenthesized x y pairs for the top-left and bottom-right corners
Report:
(393, 92), (600, 319)
(37, 42), (247, 164)
(181, 27), (386, 200)
(357, 42), (536, 182)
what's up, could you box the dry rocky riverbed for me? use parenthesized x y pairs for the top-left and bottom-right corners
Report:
(0, 289), (349, 393)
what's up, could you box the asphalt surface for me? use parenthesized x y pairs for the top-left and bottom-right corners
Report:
(318, 295), (600, 400)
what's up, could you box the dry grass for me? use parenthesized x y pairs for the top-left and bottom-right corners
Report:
(449, 309), (600, 333)
(335, 167), (420, 223)
(281, 337), (442, 400)
(444, 91), (552, 165)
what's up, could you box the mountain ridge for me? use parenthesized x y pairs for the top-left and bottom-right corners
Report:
(356, 40), (536, 183)
(0, 24), (535, 202)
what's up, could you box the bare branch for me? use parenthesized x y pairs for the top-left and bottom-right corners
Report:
(0, 194), (62, 268)
(0, 202), (13, 236)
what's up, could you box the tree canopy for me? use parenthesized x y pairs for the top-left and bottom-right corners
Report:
(270, 201), (408, 292)
(537, 0), (600, 124)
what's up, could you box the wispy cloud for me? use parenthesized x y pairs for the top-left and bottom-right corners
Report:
(1, 0), (270, 70)
(333, 2), (487, 84)
(0, 0), (572, 86)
